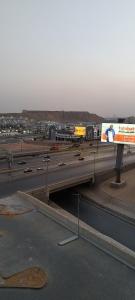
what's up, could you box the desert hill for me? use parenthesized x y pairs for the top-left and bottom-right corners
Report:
(22, 110), (104, 124)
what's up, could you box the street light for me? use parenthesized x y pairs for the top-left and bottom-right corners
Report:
(42, 158), (50, 203)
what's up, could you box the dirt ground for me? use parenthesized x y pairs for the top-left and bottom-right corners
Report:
(0, 142), (49, 153)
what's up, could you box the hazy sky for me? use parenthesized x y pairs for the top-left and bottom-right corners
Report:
(1, 0), (135, 117)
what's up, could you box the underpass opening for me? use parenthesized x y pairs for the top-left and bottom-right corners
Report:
(50, 187), (135, 252)
(50, 184), (91, 215)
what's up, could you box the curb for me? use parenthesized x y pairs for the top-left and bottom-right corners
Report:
(17, 191), (135, 270)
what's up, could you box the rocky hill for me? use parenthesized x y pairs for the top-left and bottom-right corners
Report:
(22, 110), (104, 124)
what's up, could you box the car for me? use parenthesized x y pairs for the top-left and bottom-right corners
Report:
(42, 158), (51, 163)
(44, 155), (50, 159)
(72, 143), (80, 148)
(50, 145), (59, 151)
(37, 167), (44, 171)
(58, 162), (66, 166)
(17, 161), (26, 165)
(78, 157), (85, 160)
(24, 168), (33, 173)
(74, 152), (81, 157)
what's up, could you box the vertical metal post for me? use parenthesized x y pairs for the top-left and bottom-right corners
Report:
(96, 139), (99, 153)
(43, 158), (50, 203)
(115, 118), (125, 183)
(115, 144), (124, 183)
(20, 139), (23, 152)
(94, 151), (96, 175)
(46, 160), (48, 194)
(77, 193), (80, 238)
(58, 193), (80, 246)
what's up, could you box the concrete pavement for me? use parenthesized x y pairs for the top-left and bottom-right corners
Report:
(79, 168), (135, 222)
(0, 193), (135, 299)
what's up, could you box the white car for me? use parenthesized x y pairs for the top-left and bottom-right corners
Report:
(58, 162), (66, 166)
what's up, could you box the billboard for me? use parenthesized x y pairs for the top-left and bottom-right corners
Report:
(74, 126), (86, 137)
(101, 123), (135, 145)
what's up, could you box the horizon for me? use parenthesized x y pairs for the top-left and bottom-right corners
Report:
(0, 109), (132, 120)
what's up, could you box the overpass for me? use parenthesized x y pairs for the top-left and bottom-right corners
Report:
(29, 172), (95, 202)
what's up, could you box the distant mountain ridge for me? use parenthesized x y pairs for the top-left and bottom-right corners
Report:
(0, 110), (104, 124)
(22, 110), (104, 123)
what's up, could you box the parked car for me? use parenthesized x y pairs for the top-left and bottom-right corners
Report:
(17, 161), (26, 165)
(24, 168), (33, 173)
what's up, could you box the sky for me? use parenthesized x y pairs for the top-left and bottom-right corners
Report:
(1, 0), (135, 117)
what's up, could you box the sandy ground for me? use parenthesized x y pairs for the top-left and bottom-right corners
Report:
(0, 142), (50, 153)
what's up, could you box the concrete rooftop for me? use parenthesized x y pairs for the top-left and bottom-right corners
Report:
(0, 194), (135, 299)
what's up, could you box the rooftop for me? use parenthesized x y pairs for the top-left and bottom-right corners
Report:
(0, 192), (135, 299)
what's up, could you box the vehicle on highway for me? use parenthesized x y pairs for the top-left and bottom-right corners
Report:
(24, 168), (33, 173)
(37, 167), (44, 171)
(50, 145), (59, 151)
(74, 152), (81, 157)
(72, 143), (80, 148)
(58, 162), (66, 166)
(44, 155), (50, 159)
(78, 157), (85, 160)
(17, 161), (26, 165)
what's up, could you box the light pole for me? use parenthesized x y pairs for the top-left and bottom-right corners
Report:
(58, 193), (80, 246)
(93, 151), (96, 175)
(90, 151), (96, 175)
(90, 151), (96, 184)
(43, 158), (50, 203)
(19, 138), (23, 152)
(73, 193), (80, 238)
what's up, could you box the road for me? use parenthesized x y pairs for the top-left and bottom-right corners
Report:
(0, 149), (135, 197)
(0, 146), (113, 169)
(53, 193), (135, 251)
(0, 154), (115, 197)
(0, 144), (134, 173)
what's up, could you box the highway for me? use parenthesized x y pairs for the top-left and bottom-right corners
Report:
(0, 156), (115, 199)
(0, 146), (114, 169)
(0, 144), (134, 173)
(0, 148), (135, 197)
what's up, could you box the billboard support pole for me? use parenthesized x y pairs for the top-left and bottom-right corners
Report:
(115, 118), (125, 183)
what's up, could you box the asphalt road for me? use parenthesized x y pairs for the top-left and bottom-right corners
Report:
(0, 146), (113, 169)
(0, 158), (115, 198)
(0, 149), (135, 197)
(0, 145), (135, 173)
(53, 192), (135, 251)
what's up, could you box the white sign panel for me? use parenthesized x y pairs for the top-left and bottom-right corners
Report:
(101, 123), (135, 145)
